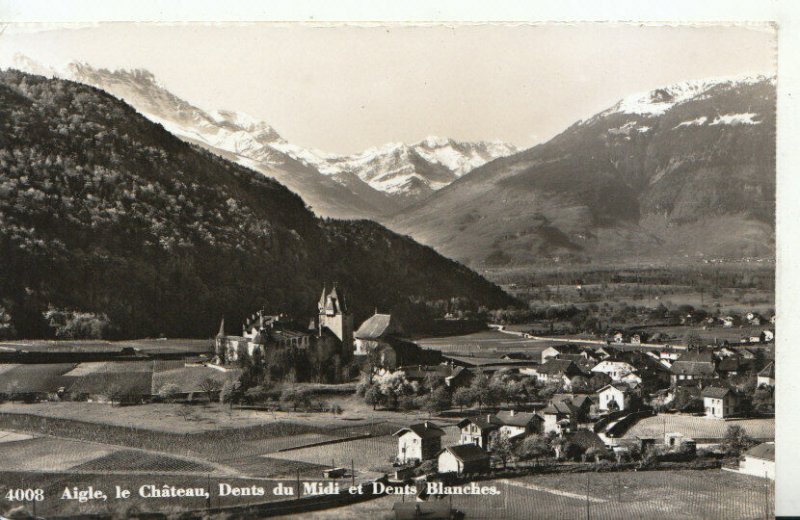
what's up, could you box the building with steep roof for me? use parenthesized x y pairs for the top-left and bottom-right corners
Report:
(702, 386), (739, 418)
(457, 415), (502, 449)
(393, 421), (446, 463)
(437, 444), (490, 475)
(317, 285), (354, 352)
(757, 362), (775, 387)
(670, 349), (717, 385)
(740, 442), (775, 480)
(494, 410), (543, 438)
(214, 285), (353, 372)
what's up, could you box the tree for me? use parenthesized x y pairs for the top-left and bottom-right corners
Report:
(488, 430), (514, 468)
(364, 385), (383, 410)
(419, 386), (451, 415)
(515, 434), (550, 465)
(280, 386), (312, 411)
(198, 377), (222, 402)
(219, 380), (240, 408)
(452, 387), (476, 411)
(722, 425), (757, 456)
(158, 383), (181, 403)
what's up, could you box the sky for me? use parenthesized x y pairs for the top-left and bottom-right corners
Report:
(0, 22), (777, 154)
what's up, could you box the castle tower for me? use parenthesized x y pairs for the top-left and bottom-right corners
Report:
(318, 284), (353, 351)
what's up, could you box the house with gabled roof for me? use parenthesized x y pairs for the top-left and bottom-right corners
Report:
(702, 386), (739, 418)
(670, 349), (717, 385)
(739, 442), (774, 480)
(596, 383), (638, 412)
(541, 344), (594, 364)
(393, 421), (446, 463)
(457, 415), (502, 449)
(591, 360), (636, 381)
(437, 444), (490, 475)
(757, 362), (775, 388)
(495, 410), (544, 439)
(534, 359), (583, 385)
(542, 394), (590, 434)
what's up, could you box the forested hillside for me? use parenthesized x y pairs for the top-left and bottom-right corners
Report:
(0, 71), (515, 338)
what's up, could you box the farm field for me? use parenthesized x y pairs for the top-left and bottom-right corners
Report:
(0, 338), (212, 354)
(624, 414), (775, 441)
(0, 437), (116, 471)
(417, 330), (564, 357)
(266, 435), (398, 474)
(449, 469), (772, 519)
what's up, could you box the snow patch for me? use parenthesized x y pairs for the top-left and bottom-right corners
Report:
(709, 113), (761, 126)
(674, 116), (708, 129)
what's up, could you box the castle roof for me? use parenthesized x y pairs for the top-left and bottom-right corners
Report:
(355, 313), (404, 340)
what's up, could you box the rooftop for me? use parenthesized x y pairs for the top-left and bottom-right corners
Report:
(443, 443), (490, 463)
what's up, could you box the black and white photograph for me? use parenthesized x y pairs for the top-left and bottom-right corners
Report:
(0, 2), (794, 518)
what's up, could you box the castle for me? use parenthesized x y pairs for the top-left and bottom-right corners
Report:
(214, 285), (354, 366)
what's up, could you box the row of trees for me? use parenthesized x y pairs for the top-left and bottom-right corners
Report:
(356, 368), (566, 413)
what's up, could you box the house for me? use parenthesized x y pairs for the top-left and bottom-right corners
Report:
(541, 344), (593, 364)
(591, 360), (637, 381)
(701, 387), (739, 418)
(593, 345), (619, 360)
(354, 312), (404, 356)
(716, 356), (741, 378)
(437, 444), (490, 475)
(393, 421), (446, 464)
(495, 410), (544, 439)
(596, 383), (636, 412)
(762, 330), (774, 342)
(670, 350), (717, 385)
(739, 442), (775, 480)
(354, 312), (438, 370)
(534, 359), (583, 385)
(542, 394), (590, 434)
(757, 362), (775, 387)
(444, 366), (474, 389)
(457, 415), (501, 448)
(664, 432), (695, 451)
(720, 316), (735, 328)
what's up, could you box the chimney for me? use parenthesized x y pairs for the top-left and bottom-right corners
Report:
(424, 420), (429, 428)
(510, 410), (515, 416)
(487, 414), (491, 422)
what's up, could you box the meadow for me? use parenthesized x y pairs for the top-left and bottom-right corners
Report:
(448, 469), (773, 520)
(623, 414), (775, 441)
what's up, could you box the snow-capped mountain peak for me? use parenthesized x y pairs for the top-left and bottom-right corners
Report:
(580, 74), (776, 124)
(7, 55), (517, 208)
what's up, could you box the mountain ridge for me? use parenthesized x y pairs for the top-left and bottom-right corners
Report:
(389, 75), (776, 268)
(0, 70), (516, 338)
(9, 56), (516, 213)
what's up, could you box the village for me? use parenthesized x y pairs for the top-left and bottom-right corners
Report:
(0, 284), (776, 518)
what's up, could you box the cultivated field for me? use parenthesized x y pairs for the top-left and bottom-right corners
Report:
(266, 435), (398, 473)
(449, 469), (773, 519)
(624, 414), (775, 441)
(0, 437), (116, 471)
(417, 330), (563, 357)
(0, 338), (212, 354)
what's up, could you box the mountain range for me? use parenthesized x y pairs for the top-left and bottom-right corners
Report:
(11, 56), (516, 217)
(0, 70), (515, 338)
(8, 56), (776, 271)
(390, 75), (776, 267)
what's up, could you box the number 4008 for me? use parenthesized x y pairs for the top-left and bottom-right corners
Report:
(5, 489), (45, 501)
